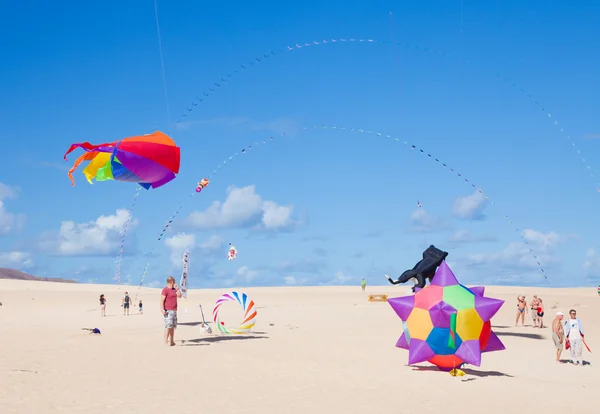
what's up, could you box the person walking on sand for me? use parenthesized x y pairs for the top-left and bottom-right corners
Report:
(530, 295), (539, 327)
(161, 276), (182, 346)
(515, 295), (527, 326)
(138, 299), (143, 314)
(99, 294), (107, 317)
(552, 312), (565, 362)
(361, 278), (367, 292)
(565, 309), (585, 366)
(122, 291), (132, 316)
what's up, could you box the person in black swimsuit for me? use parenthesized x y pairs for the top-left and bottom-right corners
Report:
(99, 294), (106, 317)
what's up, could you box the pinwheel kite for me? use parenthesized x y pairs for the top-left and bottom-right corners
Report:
(63, 131), (181, 189)
(388, 261), (505, 371)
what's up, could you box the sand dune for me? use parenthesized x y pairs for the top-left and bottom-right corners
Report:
(0, 280), (597, 413)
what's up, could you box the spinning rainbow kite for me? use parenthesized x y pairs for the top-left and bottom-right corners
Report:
(388, 261), (505, 371)
(213, 291), (257, 334)
(63, 131), (181, 189)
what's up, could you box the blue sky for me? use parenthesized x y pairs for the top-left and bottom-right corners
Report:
(1, 0), (599, 288)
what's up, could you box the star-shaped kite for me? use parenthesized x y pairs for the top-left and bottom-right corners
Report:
(388, 261), (505, 371)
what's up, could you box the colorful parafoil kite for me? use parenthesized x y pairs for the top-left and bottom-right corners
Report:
(63, 131), (180, 189)
(388, 261), (505, 371)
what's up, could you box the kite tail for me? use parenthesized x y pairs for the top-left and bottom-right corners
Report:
(63, 141), (116, 160)
(67, 152), (98, 186)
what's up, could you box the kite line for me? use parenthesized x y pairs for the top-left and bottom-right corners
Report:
(153, 0), (172, 137)
(114, 186), (142, 287)
(174, 37), (598, 194)
(136, 124), (549, 289)
(113, 0), (173, 288)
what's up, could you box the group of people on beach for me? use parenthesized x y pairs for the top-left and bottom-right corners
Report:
(516, 295), (587, 366)
(552, 309), (587, 366)
(98, 292), (143, 317)
(516, 294), (545, 327)
(96, 277), (182, 346)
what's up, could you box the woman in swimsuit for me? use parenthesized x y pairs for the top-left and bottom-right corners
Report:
(99, 294), (107, 317)
(536, 299), (545, 328)
(515, 295), (527, 326)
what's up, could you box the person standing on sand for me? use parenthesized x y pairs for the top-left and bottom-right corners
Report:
(99, 294), (107, 317)
(515, 295), (527, 326)
(552, 312), (564, 362)
(530, 295), (540, 327)
(565, 309), (585, 366)
(536, 298), (545, 328)
(161, 276), (182, 346)
(122, 291), (132, 316)
(361, 278), (366, 292)
(138, 299), (143, 314)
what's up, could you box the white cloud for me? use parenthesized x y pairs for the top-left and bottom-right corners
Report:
(0, 182), (26, 235)
(462, 229), (572, 273)
(262, 201), (295, 229)
(448, 229), (497, 244)
(0, 183), (16, 199)
(38, 209), (137, 256)
(327, 271), (354, 285)
(0, 251), (34, 269)
(164, 232), (197, 267)
(201, 234), (224, 250)
(583, 248), (600, 277)
(237, 266), (259, 284)
(521, 229), (574, 249)
(164, 233), (224, 267)
(452, 190), (488, 220)
(406, 208), (445, 233)
(187, 185), (297, 231)
(284, 275), (308, 285)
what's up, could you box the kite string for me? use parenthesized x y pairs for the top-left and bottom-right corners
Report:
(174, 37), (598, 193)
(136, 125), (548, 288)
(388, 12), (403, 117)
(115, 186), (142, 289)
(153, 0), (172, 136)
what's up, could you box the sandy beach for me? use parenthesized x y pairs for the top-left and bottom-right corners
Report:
(0, 280), (597, 413)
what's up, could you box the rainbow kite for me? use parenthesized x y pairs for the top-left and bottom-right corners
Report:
(63, 131), (180, 189)
(388, 261), (506, 371)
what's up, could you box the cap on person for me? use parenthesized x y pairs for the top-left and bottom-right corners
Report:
(556, 311), (564, 316)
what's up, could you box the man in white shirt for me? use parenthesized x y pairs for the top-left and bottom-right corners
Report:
(564, 309), (585, 366)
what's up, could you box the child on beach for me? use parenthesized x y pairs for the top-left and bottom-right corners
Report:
(515, 295), (527, 326)
(99, 294), (106, 317)
(138, 300), (143, 314)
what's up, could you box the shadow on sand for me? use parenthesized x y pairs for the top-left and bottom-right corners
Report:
(180, 334), (269, 347)
(411, 365), (514, 379)
(559, 359), (592, 366)
(178, 321), (205, 327)
(495, 331), (545, 340)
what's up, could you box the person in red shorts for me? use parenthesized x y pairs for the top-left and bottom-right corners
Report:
(161, 276), (182, 346)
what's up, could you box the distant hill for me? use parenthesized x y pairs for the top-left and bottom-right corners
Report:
(0, 268), (78, 284)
